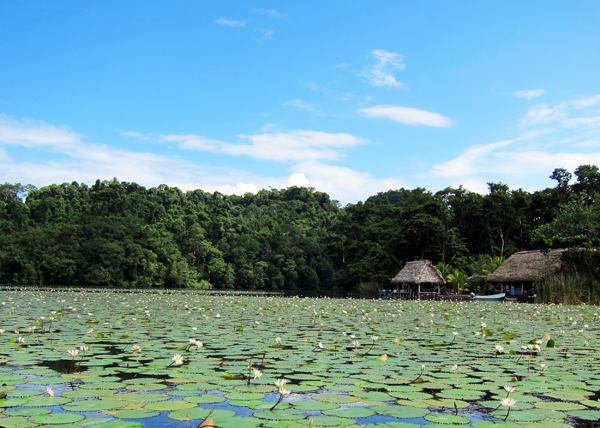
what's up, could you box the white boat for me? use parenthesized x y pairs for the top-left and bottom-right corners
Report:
(471, 293), (505, 302)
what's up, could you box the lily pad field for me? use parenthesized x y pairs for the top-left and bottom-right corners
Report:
(0, 289), (600, 428)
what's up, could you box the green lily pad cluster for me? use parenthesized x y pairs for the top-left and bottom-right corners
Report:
(0, 288), (598, 427)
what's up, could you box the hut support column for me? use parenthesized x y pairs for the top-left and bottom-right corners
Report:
(418, 283), (421, 300)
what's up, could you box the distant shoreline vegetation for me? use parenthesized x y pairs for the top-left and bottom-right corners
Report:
(1, 165), (599, 299)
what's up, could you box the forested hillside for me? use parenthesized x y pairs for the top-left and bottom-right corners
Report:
(1, 165), (599, 295)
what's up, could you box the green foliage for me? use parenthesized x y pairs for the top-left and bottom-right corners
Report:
(0, 164), (599, 295)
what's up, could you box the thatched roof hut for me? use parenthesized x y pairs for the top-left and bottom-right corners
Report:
(391, 260), (446, 285)
(487, 249), (566, 283)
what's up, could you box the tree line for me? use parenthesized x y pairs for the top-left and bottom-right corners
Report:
(1, 165), (599, 295)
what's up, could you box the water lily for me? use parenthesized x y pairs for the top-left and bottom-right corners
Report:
(253, 368), (263, 379)
(495, 344), (504, 357)
(171, 354), (184, 365)
(271, 379), (291, 410)
(504, 385), (516, 396)
(275, 337), (282, 345)
(45, 386), (54, 397)
(501, 397), (517, 421)
(67, 349), (79, 358)
(132, 344), (142, 353)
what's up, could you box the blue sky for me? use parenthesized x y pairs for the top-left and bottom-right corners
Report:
(1, 1), (599, 203)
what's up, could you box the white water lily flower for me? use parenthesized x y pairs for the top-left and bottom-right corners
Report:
(371, 336), (378, 341)
(46, 386), (54, 397)
(274, 379), (287, 389)
(17, 336), (25, 343)
(172, 354), (184, 365)
(79, 345), (89, 353)
(318, 341), (324, 349)
(253, 368), (263, 379)
(504, 385), (516, 394)
(132, 344), (142, 353)
(451, 364), (458, 371)
(275, 337), (282, 345)
(279, 387), (291, 396)
(501, 397), (517, 408)
(352, 340), (360, 348)
(421, 364), (426, 372)
(453, 332), (459, 336)
(495, 344), (504, 353)
(540, 364), (547, 370)
(67, 349), (79, 358)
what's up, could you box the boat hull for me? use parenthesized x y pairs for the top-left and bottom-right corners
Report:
(471, 293), (505, 302)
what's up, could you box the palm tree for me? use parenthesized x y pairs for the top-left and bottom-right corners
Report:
(447, 270), (469, 293)
(482, 255), (505, 276)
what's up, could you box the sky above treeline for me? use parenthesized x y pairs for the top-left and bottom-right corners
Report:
(1, 1), (599, 203)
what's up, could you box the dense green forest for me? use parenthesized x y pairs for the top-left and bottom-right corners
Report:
(1, 165), (599, 295)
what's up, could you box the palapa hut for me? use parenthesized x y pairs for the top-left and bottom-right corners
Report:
(486, 249), (566, 297)
(390, 260), (446, 300)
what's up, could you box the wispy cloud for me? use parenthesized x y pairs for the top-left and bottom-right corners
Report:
(120, 130), (150, 140)
(571, 94), (600, 109)
(362, 50), (406, 87)
(289, 161), (404, 203)
(170, 129), (365, 163)
(299, 81), (353, 101)
(514, 89), (546, 99)
(253, 28), (274, 41)
(252, 8), (286, 19)
(0, 115), (396, 203)
(359, 105), (453, 127)
(0, 115), (261, 193)
(215, 18), (247, 27)
(282, 99), (323, 116)
(431, 94), (600, 193)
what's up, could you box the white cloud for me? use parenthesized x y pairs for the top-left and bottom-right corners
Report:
(200, 182), (259, 195)
(0, 115), (81, 150)
(252, 9), (286, 19)
(571, 94), (600, 109)
(359, 105), (453, 127)
(231, 130), (365, 162)
(162, 134), (223, 152)
(0, 116), (406, 204)
(362, 50), (406, 87)
(518, 103), (568, 129)
(287, 173), (310, 187)
(253, 28), (274, 41)
(120, 130), (149, 140)
(518, 96), (600, 130)
(215, 19), (247, 27)
(514, 89), (546, 99)
(0, 116), (267, 195)
(431, 94), (600, 192)
(290, 161), (404, 202)
(282, 99), (323, 115)
(170, 129), (365, 163)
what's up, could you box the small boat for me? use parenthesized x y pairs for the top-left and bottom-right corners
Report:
(470, 293), (505, 302)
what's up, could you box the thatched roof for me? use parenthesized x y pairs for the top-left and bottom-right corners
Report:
(391, 260), (446, 284)
(487, 249), (566, 283)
